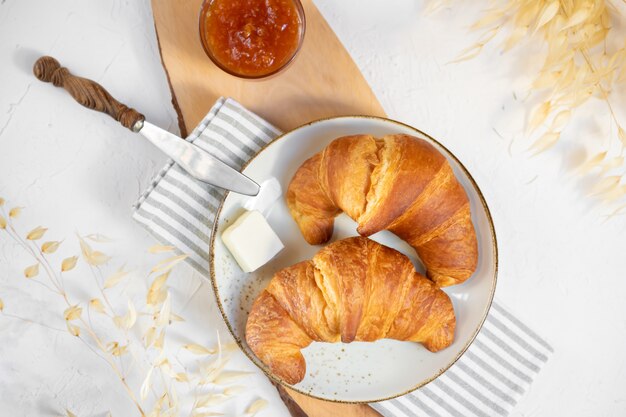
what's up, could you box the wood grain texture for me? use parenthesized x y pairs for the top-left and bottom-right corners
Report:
(151, 0), (385, 133)
(273, 384), (310, 417)
(286, 389), (383, 417)
(151, 0), (386, 415)
(33, 56), (145, 131)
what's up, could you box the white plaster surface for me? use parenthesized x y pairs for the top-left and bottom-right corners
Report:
(1, 0), (625, 416)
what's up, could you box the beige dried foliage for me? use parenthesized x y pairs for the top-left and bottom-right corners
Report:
(183, 344), (217, 355)
(89, 298), (105, 313)
(103, 266), (128, 290)
(113, 301), (137, 330)
(212, 370), (254, 385)
(85, 233), (115, 242)
(61, 256), (78, 272)
(26, 226), (47, 240)
(600, 183), (626, 202)
(78, 235), (111, 266)
(471, 8), (505, 29)
(591, 175), (621, 195)
(222, 342), (239, 353)
(550, 110), (571, 132)
(223, 386), (245, 396)
(86, 250), (111, 266)
(155, 392), (174, 409)
(174, 372), (189, 382)
(196, 394), (228, 408)
(578, 151), (608, 174)
(156, 292), (172, 327)
(64, 305), (82, 321)
(200, 357), (229, 385)
(605, 202), (626, 220)
(530, 131), (561, 154)
(151, 254), (188, 273)
(535, 1), (559, 30)
(170, 313), (185, 322)
(107, 341), (128, 357)
(0, 209), (259, 415)
(41, 240), (61, 254)
(449, 43), (484, 63)
(144, 326), (157, 347)
(601, 156), (625, 173)
(245, 398), (268, 415)
(103, 267), (128, 289)
(528, 101), (552, 132)
(437, 0), (626, 211)
(158, 408), (175, 417)
(66, 410), (78, 417)
(157, 357), (173, 376)
(170, 389), (180, 411)
(140, 366), (154, 401)
(9, 207), (22, 219)
(619, 126), (626, 148)
(148, 244), (175, 254)
(147, 272), (170, 306)
(66, 321), (80, 337)
(24, 263), (39, 278)
(154, 328), (166, 350)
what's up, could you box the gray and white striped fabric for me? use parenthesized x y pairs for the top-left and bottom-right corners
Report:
(372, 301), (553, 417)
(133, 98), (552, 417)
(133, 97), (280, 274)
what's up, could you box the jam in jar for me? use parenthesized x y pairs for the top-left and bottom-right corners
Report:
(199, 0), (305, 78)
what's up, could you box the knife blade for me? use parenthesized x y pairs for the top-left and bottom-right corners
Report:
(33, 55), (259, 196)
(138, 121), (259, 196)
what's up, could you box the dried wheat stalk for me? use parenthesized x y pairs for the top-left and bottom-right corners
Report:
(0, 199), (266, 417)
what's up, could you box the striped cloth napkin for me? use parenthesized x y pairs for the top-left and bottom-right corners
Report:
(133, 97), (553, 417)
(371, 301), (553, 417)
(133, 97), (280, 274)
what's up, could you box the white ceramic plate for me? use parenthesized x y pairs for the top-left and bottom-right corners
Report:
(209, 116), (497, 403)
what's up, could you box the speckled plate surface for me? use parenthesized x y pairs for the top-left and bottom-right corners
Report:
(209, 116), (497, 403)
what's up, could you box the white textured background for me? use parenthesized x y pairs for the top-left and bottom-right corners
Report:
(1, 0), (626, 416)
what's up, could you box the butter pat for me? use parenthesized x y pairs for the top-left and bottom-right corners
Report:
(221, 210), (284, 272)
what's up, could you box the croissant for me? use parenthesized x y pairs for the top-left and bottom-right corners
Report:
(245, 237), (455, 385)
(286, 134), (478, 287)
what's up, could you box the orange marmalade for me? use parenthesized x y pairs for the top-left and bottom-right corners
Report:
(200, 0), (305, 78)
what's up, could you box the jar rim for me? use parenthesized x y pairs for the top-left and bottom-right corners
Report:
(198, 0), (307, 79)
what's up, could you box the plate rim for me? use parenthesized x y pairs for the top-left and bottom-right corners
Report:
(208, 115), (499, 403)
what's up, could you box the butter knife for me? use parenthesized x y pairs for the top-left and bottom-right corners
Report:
(33, 56), (259, 196)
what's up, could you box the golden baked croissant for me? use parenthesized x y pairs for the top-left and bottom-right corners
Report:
(286, 134), (478, 287)
(245, 237), (455, 385)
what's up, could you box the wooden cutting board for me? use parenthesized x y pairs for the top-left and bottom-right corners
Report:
(151, 0), (385, 415)
(151, 0), (385, 136)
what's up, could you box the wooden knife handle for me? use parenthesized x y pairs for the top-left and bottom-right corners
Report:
(33, 56), (145, 132)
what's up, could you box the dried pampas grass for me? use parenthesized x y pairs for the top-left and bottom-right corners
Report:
(431, 0), (626, 213)
(0, 200), (267, 417)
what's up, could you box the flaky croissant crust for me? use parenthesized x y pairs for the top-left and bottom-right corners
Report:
(245, 237), (456, 385)
(286, 134), (478, 287)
